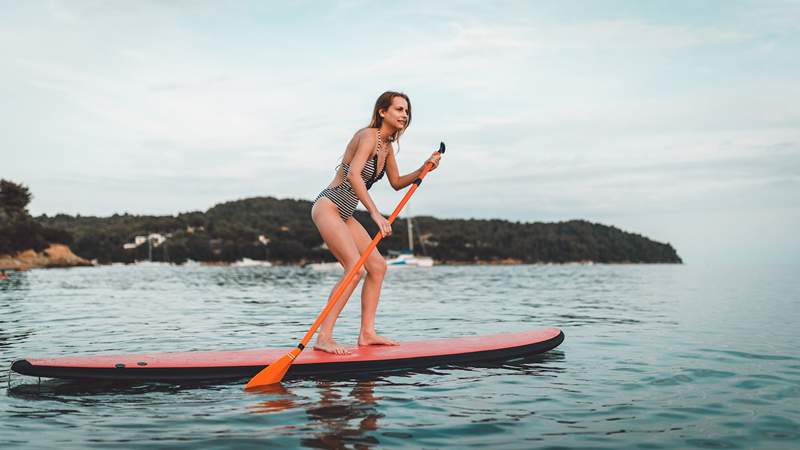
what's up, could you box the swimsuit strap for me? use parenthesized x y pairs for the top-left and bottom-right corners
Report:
(365, 129), (387, 189)
(372, 129), (387, 181)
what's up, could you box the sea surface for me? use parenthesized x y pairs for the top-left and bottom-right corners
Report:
(1, 263), (798, 449)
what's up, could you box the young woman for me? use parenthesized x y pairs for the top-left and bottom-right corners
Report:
(311, 91), (441, 355)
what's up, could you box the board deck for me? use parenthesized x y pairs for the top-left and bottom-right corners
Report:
(11, 328), (564, 381)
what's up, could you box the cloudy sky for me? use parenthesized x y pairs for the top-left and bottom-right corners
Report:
(2, 1), (798, 265)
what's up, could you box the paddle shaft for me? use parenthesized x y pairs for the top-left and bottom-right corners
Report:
(298, 143), (445, 349)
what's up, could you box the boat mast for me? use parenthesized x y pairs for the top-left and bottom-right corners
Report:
(407, 208), (414, 253)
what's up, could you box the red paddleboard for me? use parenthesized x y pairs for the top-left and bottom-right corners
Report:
(11, 328), (564, 381)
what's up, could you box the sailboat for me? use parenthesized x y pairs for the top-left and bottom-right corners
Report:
(386, 209), (434, 268)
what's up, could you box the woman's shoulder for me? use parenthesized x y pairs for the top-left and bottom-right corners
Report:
(353, 127), (378, 139)
(351, 127), (378, 147)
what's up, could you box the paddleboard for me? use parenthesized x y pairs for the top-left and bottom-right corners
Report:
(11, 328), (563, 381)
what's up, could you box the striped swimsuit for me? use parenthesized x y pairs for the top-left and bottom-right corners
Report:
(315, 154), (386, 220)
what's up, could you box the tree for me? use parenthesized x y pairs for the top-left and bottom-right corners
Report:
(0, 179), (33, 213)
(1, 179), (73, 255)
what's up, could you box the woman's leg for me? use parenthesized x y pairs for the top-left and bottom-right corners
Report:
(345, 217), (398, 346)
(311, 198), (365, 355)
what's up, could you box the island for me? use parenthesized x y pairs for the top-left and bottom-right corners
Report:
(2, 179), (682, 269)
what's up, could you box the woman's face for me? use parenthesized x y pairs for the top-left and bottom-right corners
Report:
(381, 96), (409, 131)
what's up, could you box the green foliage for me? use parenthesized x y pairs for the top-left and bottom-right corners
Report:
(34, 196), (682, 264)
(0, 179), (73, 255)
(409, 217), (682, 263)
(0, 179), (32, 213)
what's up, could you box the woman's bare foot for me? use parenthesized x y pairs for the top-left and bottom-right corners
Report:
(313, 335), (351, 355)
(358, 331), (399, 347)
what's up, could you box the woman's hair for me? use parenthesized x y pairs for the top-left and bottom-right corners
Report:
(336, 91), (411, 169)
(368, 91), (412, 143)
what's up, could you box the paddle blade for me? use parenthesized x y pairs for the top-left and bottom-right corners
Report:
(245, 347), (301, 390)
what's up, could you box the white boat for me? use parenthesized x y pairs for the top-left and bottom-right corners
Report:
(385, 209), (434, 268)
(386, 252), (434, 267)
(132, 260), (172, 267)
(230, 258), (272, 267)
(304, 261), (343, 271)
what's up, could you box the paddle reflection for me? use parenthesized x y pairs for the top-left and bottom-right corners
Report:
(302, 380), (382, 448)
(248, 379), (383, 447)
(246, 383), (298, 414)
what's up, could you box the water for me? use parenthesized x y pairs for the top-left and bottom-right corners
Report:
(1, 263), (798, 449)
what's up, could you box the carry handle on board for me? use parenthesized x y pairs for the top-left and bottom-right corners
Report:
(246, 142), (446, 389)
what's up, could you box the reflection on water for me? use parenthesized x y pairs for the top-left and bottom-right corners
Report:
(247, 383), (299, 414)
(2, 264), (799, 449)
(300, 380), (382, 448)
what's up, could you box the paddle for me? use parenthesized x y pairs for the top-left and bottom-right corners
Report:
(245, 142), (446, 389)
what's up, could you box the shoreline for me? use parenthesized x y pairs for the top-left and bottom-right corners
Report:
(7, 259), (680, 270)
(0, 248), (682, 271)
(0, 244), (92, 271)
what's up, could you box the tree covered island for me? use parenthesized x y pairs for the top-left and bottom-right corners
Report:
(1, 179), (682, 267)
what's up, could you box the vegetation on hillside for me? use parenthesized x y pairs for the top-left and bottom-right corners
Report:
(34, 196), (682, 264)
(0, 179), (72, 255)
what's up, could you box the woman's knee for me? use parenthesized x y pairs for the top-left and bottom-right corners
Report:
(366, 258), (387, 278)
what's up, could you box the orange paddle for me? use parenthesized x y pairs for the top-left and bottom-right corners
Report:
(246, 142), (445, 389)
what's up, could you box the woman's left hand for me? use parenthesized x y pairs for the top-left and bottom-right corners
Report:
(426, 151), (441, 171)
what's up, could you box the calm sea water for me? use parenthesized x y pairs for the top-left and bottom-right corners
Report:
(1, 263), (798, 449)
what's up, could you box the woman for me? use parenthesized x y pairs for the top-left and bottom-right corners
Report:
(311, 91), (441, 355)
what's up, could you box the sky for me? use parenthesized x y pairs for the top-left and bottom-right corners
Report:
(2, 1), (799, 265)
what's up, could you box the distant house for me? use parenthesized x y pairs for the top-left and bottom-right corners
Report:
(148, 233), (166, 247)
(122, 233), (168, 250)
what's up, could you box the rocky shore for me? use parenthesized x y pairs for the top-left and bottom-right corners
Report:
(0, 244), (92, 271)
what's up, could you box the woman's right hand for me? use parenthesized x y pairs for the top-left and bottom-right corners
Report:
(371, 211), (392, 237)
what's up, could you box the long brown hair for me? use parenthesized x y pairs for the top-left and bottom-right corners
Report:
(368, 91), (412, 143)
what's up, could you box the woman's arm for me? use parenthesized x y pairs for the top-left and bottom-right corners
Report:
(347, 130), (380, 213)
(385, 147), (441, 191)
(347, 130), (392, 236)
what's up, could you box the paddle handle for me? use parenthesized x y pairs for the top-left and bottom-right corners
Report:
(298, 142), (446, 347)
